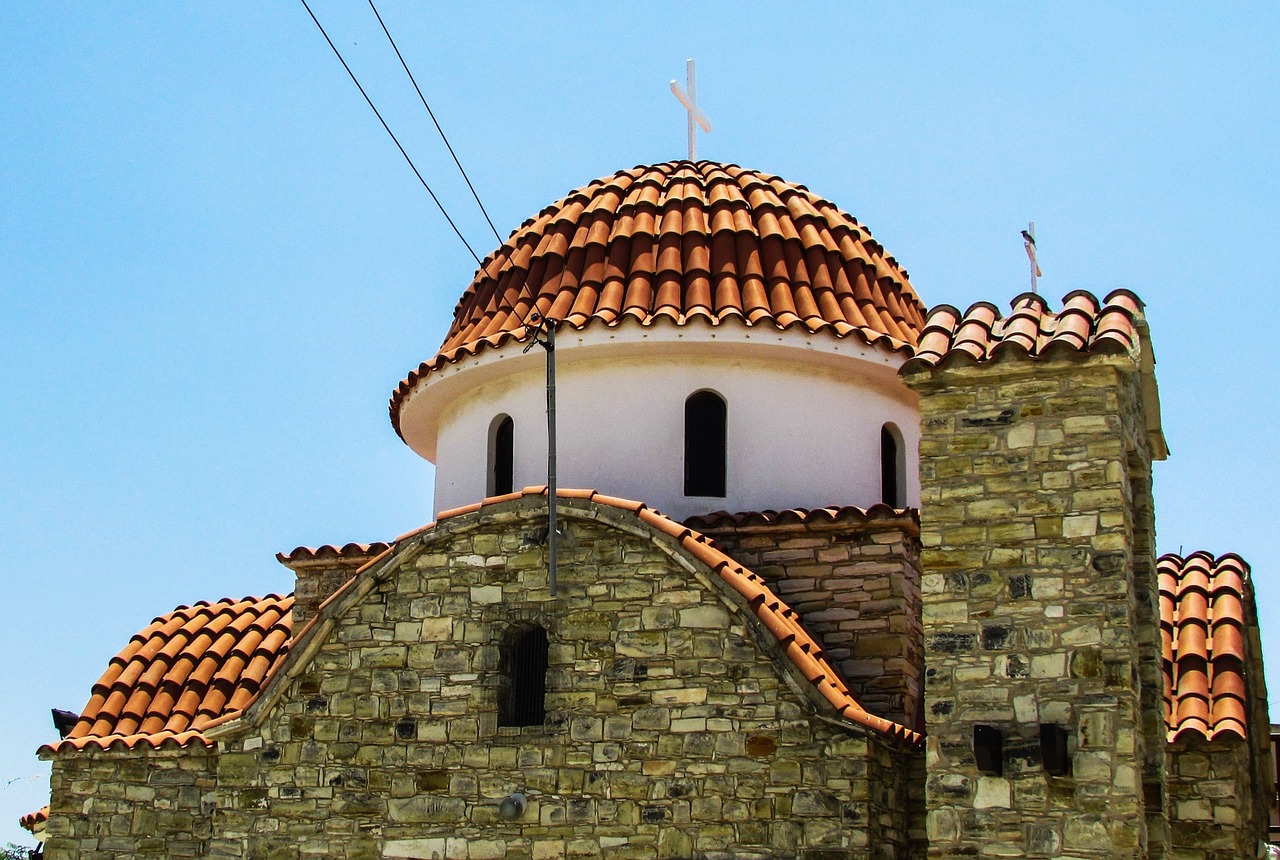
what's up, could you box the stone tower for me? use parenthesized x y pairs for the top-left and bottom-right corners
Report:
(900, 291), (1169, 859)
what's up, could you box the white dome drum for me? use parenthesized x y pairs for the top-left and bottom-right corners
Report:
(392, 161), (927, 519)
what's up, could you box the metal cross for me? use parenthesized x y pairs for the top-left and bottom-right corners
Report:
(670, 58), (711, 161)
(1022, 221), (1043, 294)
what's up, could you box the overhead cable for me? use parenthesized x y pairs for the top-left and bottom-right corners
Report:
(366, 0), (506, 247)
(299, 0), (482, 266)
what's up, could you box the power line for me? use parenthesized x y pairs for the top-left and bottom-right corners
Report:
(331, 2), (560, 591)
(366, 0), (505, 248)
(298, 0), (482, 266)
(364, 0), (544, 331)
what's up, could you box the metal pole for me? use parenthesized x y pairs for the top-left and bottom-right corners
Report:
(545, 323), (557, 596)
(1028, 221), (1038, 294)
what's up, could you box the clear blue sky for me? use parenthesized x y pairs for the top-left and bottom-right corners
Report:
(2, 2), (1277, 845)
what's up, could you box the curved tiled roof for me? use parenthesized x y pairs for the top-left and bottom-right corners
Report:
(41, 595), (294, 755)
(684, 503), (919, 532)
(1158, 552), (1252, 742)
(276, 542), (392, 564)
(901, 289), (1142, 373)
(411, 487), (920, 746)
(19, 805), (47, 833)
(390, 160), (928, 436)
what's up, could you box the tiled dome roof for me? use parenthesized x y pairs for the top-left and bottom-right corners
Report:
(391, 160), (927, 436)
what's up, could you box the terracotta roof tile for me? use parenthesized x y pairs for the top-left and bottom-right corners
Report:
(276, 542), (391, 565)
(430, 487), (921, 746)
(1158, 552), (1253, 741)
(42, 729), (212, 754)
(684, 504), (919, 532)
(19, 805), (47, 833)
(902, 289), (1143, 372)
(390, 161), (927, 438)
(40, 595), (293, 755)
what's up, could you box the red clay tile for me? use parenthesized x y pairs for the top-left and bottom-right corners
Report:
(43, 595), (293, 755)
(903, 289), (1143, 372)
(276, 543), (391, 564)
(683, 504), (919, 532)
(19, 805), (47, 833)
(1159, 552), (1254, 741)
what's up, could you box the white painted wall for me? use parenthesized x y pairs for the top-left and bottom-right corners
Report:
(401, 324), (921, 521)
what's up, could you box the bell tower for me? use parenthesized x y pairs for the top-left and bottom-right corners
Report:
(901, 291), (1168, 859)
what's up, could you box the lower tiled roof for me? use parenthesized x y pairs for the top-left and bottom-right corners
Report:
(41, 596), (293, 755)
(1158, 552), (1253, 741)
(44, 490), (921, 756)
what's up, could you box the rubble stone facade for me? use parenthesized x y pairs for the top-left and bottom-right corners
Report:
(45, 746), (216, 858)
(42, 500), (923, 860)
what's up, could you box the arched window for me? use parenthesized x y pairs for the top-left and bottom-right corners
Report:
(881, 423), (905, 507)
(684, 391), (726, 497)
(489, 415), (514, 496)
(498, 625), (548, 728)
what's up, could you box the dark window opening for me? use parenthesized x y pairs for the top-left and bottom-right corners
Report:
(1040, 723), (1071, 776)
(881, 424), (903, 507)
(684, 391), (726, 497)
(490, 415), (514, 496)
(498, 626), (548, 727)
(974, 724), (1003, 776)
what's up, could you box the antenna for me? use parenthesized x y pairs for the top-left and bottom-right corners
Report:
(670, 59), (712, 160)
(1022, 222), (1042, 293)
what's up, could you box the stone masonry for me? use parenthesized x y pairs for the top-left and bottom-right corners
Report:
(689, 510), (923, 732)
(286, 545), (390, 628)
(902, 350), (1167, 859)
(44, 746), (217, 858)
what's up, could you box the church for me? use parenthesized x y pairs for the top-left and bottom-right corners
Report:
(22, 160), (1274, 859)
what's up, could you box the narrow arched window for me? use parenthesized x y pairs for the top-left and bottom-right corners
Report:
(881, 423), (904, 507)
(489, 415), (514, 496)
(498, 625), (548, 727)
(684, 391), (726, 497)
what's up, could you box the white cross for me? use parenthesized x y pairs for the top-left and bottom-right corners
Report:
(670, 58), (711, 161)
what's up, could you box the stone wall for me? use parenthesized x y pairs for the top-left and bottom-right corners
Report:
(1165, 735), (1260, 859)
(691, 512), (923, 731)
(211, 500), (923, 860)
(42, 745), (216, 859)
(903, 352), (1164, 859)
(284, 549), (388, 628)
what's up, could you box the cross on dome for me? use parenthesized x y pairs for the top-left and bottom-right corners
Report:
(670, 58), (711, 160)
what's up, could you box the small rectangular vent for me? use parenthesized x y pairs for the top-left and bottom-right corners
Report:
(974, 724), (1003, 776)
(1040, 723), (1070, 776)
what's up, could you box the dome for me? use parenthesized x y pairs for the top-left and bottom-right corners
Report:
(391, 160), (927, 436)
